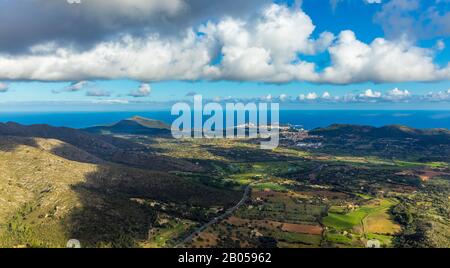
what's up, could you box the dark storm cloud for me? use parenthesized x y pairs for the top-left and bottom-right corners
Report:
(0, 0), (270, 53)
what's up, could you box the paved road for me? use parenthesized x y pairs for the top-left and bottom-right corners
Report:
(175, 165), (326, 247)
(176, 184), (252, 247)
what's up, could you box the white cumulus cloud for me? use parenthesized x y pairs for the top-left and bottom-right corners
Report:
(129, 83), (152, 97)
(384, 87), (411, 100)
(425, 89), (450, 101)
(321, 30), (446, 84)
(322, 91), (331, 99)
(360, 89), (382, 98)
(0, 4), (449, 85)
(279, 94), (289, 102)
(299, 92), (318, 100)
(262, 94), (273, 101)
(436, 40), (446, 51)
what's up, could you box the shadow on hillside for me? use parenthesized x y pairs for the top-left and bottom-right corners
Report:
(67, 168), (157, 248)
(64, 154), (241, 248)
(0, 135), (102, 164)
(0, 136), (38, 152)
(0, 130), (244, 247)
(0, 121), (200, 172)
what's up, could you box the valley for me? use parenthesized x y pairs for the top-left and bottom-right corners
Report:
(0, 117), (449, 248)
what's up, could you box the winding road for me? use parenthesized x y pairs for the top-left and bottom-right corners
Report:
(175, 164), (327, 247)
(176, 184), (252, 248)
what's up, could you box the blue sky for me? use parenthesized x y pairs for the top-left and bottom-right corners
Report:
(1, 0), (450, 110)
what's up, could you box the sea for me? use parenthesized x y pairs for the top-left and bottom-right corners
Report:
(1, 110), (450, 130)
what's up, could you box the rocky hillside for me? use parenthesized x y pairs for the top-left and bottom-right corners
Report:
(0, 135), (239, 248)
(0, 122), (197, 172)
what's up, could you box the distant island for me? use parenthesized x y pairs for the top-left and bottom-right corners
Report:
(84, 116), (172, 136)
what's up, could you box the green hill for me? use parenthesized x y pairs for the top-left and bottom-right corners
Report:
(310, 124), (450, 145)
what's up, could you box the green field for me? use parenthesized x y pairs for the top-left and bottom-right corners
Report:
(323, 199), (398, 232)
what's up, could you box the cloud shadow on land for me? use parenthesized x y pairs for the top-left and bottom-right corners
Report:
(0, 135), (38, 152)
(66, 166), (158, 248)
(0, 122), (242, 247)
(61, 145), (241, 247)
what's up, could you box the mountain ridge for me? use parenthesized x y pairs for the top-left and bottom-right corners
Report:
(310, 124), (450, 144)
(84, 116), (171, 136)
(0, 121), (197, 172)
